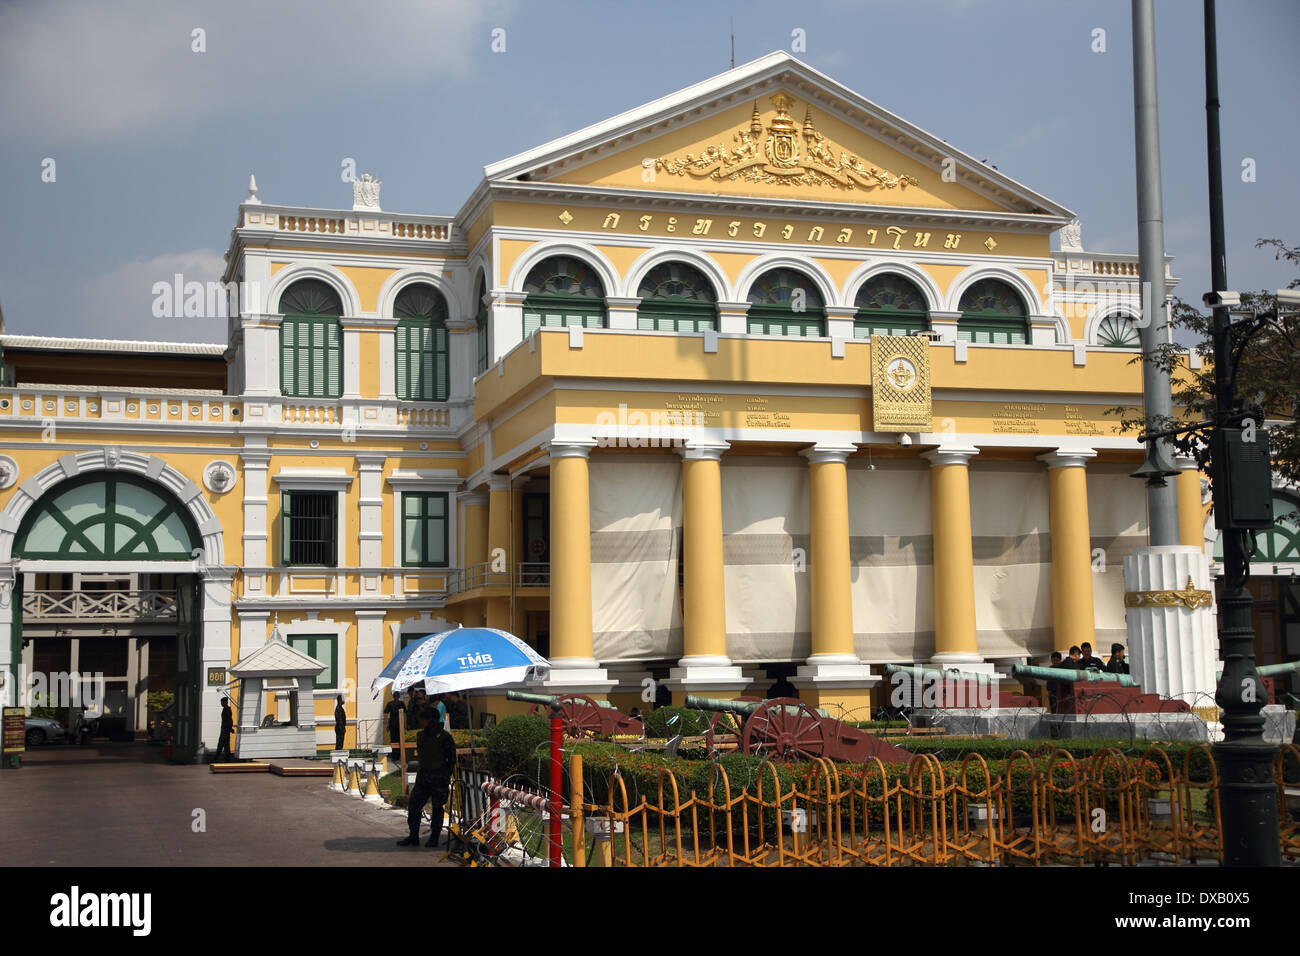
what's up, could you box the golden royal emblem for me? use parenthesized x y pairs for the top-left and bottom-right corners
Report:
(1123, 576), (1214, 611)
(654, 95), (922, 192)
(871, 336), (931, 432)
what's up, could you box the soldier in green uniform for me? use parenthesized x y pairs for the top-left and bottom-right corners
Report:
(397, 707), (457, 848)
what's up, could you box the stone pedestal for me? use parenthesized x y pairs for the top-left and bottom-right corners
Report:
(1122, 546), (1219, 711)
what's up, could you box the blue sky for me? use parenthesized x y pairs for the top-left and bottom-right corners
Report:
(1, 0), (1296, 343)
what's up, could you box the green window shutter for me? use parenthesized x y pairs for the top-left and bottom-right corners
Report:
(281, 492), (293, 565)
(401, 492), (448, 567)
(325, 321), (341, 397)
(395, 322), (411, 399)
(433, 321), (449, 401)
(280, 321), (295, 395)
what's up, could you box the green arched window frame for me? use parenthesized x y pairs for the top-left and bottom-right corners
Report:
(393, 283), (450, 402)
(1097, 312), (1141, 348)
(474, 274), (490, 375)
(522, 257), (607, 336)
(957, 278), (1029, 344)
(747, 268), (825, 337)
(853, 273), (929, 338)
(279, 279), (344, 398)
(636, 262), (718, 332)
(1214, 494), (1300, 564)
(15, 474), (201, 561)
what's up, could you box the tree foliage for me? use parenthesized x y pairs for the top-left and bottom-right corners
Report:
(1112, 238), (1299, 501)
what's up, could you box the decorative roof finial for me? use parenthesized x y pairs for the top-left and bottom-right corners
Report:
(352, 173), (382, 212)
(246, 173), (261, 205)
(1060, 218), (1083, 252)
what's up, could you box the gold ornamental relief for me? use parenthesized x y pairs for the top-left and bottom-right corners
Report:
(871, 335), (932, 433)
(652, 94), (922, 192)
(1123, 577), (1214, 611)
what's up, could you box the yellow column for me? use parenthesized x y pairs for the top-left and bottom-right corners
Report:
(792, 444), (873, 715)
(805, 445), (855, 658)
(1039, 449), (1097, 652)
(486, 475), (512, 571)
(681, 445), (728, 659)
(545, 440), (608, 692)
(669, 443), (746, 702)
(460, 491), (489, 569)
(922, 447), (981, 665)
(1174, 456), (1206, 550)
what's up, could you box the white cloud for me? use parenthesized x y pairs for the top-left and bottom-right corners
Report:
(69, 248), (230, 343)
(0, 0), (513, 145)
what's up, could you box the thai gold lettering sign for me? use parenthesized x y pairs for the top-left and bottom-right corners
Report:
(653, 94), (921, 192)
(871, 335), (931, 432)
(1123, 577), (1213, 611)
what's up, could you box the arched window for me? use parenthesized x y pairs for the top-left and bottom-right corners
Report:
(16, 474), (201, 560)
(853, 273), (929, 338)
(746, 268), (825, 337)
(1096, 312), (1141, 348)
(393, 283), (450, 402)
(636, 262), (717, 332)
(279, 279), (344, 398)
(474, 274), (489, 374)
(522, 256), (606, 336)
(957, 278), (1029, 344)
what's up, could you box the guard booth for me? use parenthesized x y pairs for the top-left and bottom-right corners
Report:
(228, 630), (325, 760)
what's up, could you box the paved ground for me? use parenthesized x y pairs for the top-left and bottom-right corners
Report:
(1, 742), (456, 866)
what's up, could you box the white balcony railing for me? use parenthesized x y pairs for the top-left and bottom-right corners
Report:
(23, 589), (178, 622)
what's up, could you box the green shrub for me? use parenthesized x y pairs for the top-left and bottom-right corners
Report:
(644, 706), (712, 739)
(485, 713), (551, 779)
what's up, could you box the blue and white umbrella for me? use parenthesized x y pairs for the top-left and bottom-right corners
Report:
(370, 625), (550, 697)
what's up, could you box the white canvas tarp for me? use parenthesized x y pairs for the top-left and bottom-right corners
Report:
(588, 456), (682, 661)
(1088, 464), (1150, 653)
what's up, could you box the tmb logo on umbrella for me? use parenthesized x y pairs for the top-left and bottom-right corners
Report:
(371, 626), (549, 697)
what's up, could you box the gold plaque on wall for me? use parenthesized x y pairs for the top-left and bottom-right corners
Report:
(871, 335), (932, 432)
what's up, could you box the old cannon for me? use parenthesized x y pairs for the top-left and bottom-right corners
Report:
(1216, 660), (1300, 704)
(882, 664), (1040, 710)
(685, 695), (911, 764)
(507, 690), (643, 739)
(1010, 664), (1189, 715)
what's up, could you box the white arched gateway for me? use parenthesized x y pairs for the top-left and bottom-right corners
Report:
(0, 449), (231, 763)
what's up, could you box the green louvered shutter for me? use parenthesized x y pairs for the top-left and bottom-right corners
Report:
(325, 320), (341, 397)
(393, 283), (450, 402)
(278, 280), (344, 397)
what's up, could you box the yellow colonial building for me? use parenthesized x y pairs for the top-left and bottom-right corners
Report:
(0, 52), (1210, 758)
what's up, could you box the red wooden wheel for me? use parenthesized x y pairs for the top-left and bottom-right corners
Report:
(556, 693), (603, 739)
(742, 697), (826, 762)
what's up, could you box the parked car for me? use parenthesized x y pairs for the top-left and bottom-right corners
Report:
(25, 717), (66, 746)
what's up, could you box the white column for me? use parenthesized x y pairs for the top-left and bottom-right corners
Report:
(444, 317), (476, 404)
(605, 297), (640, 331)
(355, 609), (387, 748)
(489, 290), (527, 365)
(239, 314), (284, 397)
(716, 302), (750, 336)
(356, 454), (386, 568)
(823, 305), (857, 342)
(341, 325), (362, 400)
(1123, 545), (1218, 712)
(201, 567), (235, 753)
(0, 565), (16, 708)
(375, 317), (398, 402)
(927, 310), (962, 344)
(241, 446), (271, 582)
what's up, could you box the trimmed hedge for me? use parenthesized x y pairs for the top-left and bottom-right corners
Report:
(644, 706), (714, 739)
(485, 713), (550, 779)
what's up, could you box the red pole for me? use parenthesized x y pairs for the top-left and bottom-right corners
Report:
(549, 711), (562, 867)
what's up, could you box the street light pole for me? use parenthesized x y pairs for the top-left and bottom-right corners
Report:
(1203, 0), (1280, 866)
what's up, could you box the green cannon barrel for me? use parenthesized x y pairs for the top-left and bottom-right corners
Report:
(1216, 660), (1300, 680)
(883, 664), (1000, 685)
(1011, 664), (1137, 687)
(684, 695), (761, 716)
(506, 690), (561, 708)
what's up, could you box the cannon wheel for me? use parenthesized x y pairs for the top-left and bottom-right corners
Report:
(742, 697), (826, 762)
(704, 697), (760, 757)
(531, 693), (604, 739)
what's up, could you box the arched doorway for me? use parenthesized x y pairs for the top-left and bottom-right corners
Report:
(9, 470), (209, 761)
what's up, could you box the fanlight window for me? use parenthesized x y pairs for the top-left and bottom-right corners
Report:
(522, 257), (606, 335)
(393, 283), (449, 402)
(636, 262), (717, 332)
(1097, 312), (1141, 348)
(957, 278), (1029, 345)
(747, 268), (825, 337)
(16, 475), (201, 560)
(279, 279), (344, 398)
(854, 273), (929, 338)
